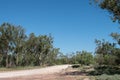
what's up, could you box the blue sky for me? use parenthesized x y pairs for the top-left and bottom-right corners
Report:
(0, 0), (119, 53)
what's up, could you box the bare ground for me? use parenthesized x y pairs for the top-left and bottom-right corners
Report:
(0, 65), (90, 80)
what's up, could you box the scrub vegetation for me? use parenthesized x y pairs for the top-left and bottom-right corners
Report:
(0, 0), (120, 80)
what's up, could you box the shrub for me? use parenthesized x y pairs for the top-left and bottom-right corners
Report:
(95, 74), (120, 80)
(89, 65), (120, 75)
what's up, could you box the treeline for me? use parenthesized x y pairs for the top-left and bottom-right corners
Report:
(0, 23), (60, 67)
(0, 23), (95, 68)
(56, 51), (94, 65)
(0, 23), (119, 68)
(60, 40), (120, 66)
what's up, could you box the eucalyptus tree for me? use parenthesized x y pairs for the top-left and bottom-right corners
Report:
(90, 0), (120, 65)
(35, 35), (53, 65)
(14, 26), (26, 66)
(0, 23), (60, 67)
(22, 33), (54, 66)
(95, 39), (119, 65)
(0, 23), (26, 67)
(45, 48), (60, 65)
(91, 0), (120, 23)
(75, 51), (94, 65)
(23, 33), (37, 66)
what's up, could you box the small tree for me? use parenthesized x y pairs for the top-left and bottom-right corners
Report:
(95, 39), (119, 65)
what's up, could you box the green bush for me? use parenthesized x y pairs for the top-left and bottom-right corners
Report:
(95, 74), (120, 80)
(89, 65), (120, 75)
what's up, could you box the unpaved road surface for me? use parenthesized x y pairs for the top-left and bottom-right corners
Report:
(0, 65), (70, 79)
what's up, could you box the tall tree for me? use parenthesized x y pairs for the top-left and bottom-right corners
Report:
(0, 23), (26, 67)
(36, 35), (53, 65)
(0, 23), (61, 67)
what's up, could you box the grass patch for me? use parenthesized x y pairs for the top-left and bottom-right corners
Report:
(94, 74), (120, 80)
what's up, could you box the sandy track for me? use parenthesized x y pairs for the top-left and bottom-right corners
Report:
(0, 65), (70, 78)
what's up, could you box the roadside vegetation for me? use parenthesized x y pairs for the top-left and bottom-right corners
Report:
(90, 0), (120, 79)
(0, 0), (120, 80)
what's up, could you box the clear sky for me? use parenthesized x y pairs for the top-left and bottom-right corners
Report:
(0, 0), (119, 54)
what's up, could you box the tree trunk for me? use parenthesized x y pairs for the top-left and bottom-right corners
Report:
(16, 54), (18, 66)
(6, 53), (9, 68)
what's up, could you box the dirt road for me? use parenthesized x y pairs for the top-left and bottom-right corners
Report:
(0, 65), (70, 78)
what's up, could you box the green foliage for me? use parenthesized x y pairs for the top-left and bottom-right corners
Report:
(90, 0), (120, 77)
(55, 52), (69, 65)
(89, 65), (120, 75)
(111, 32), (120, 43)
(91, 0), (120, 23)
(100, 0), (120, 23)
(95, 74), (120, 80)
(0, 23), (60, 67)
(0, 23), (26, 67)
(95, 39), (120, 65)
(91, 0), (120, 66)
(71, 51), (94, 65)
